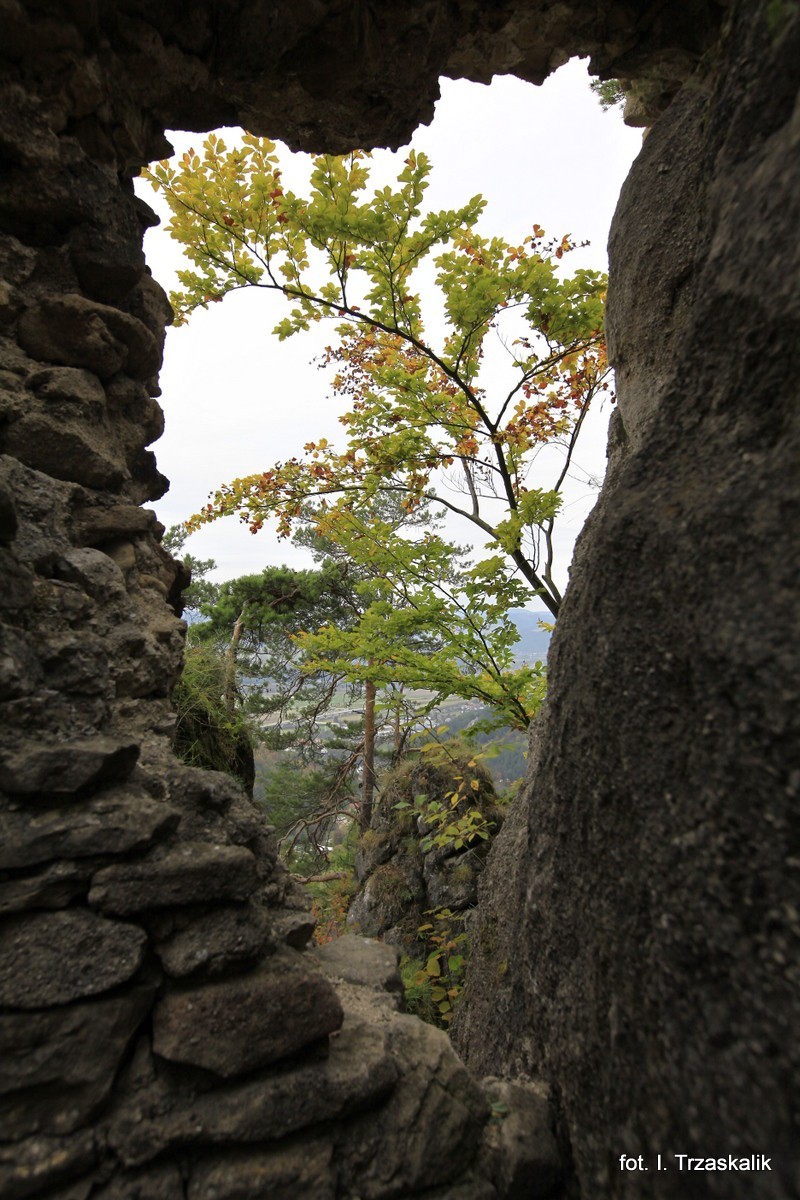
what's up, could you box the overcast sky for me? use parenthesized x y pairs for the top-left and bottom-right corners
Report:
(136, 60), (641, 610)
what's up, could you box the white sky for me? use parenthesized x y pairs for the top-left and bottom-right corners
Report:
(136, 60), (641, 610)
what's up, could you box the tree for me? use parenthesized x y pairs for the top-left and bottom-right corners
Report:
(590, 79), (626, 111)
(292, 500), (546, 731)
(171, 634), (257, 791)
(191, 557), (387, 838)
(144, 137), (611, 620)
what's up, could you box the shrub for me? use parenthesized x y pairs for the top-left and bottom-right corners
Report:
(173, 639), (256, 790)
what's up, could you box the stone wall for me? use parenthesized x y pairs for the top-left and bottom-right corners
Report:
(1, 1), (795, 1198)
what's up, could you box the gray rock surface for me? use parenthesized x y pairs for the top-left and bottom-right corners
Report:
(335, 1011), (490, 1198)
(0, 986), (153, 1139)
(0, 909), (146, 1008)
(152, 947), (345, 1077)
(346, 750), (501, 956)
(187, 1139), (335, 1200)
(0, 788), (180, 870)
(0, 737), (139, 797)
(152, 902), (274, 978)
(0, 861), (89, 914)
(478, 1078), (561, 1200)
(90, 1164), (185, 1200)
(454, 6), (800, 1198)
(0, 1130), (97, 1200)
(110, 1008), (398, 1166)
(88, 842), (259, 914)
(310, 933), (404, 1002)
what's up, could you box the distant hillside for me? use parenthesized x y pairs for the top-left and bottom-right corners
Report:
(509, 609), (553, 664)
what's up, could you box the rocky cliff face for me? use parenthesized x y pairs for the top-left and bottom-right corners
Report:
(347, 749), (504, 957)
(453, 5), (800, 1198)
(0, 1), (796, 1198)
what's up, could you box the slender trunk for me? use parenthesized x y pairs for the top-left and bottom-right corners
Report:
(225, 604), (247, 709)
(392, 687), (408, 766)
(393, 701), (402, 759)
(361, 676), (377, 831)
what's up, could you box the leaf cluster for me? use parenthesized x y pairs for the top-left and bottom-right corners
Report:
(172, 639), (256, 785)
(412, 908), (469, 1024)
(145, 136), (612, 622)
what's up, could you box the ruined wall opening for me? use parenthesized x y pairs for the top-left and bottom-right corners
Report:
(1, 2), (796, 1197)
(137, 63), (641, 596)
(129, 63), (643, 895)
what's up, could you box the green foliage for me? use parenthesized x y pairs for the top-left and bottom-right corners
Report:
(411, 908), (469, 1025)
(255, 758), (350, 840)
(307, 835), (359, 944)
(190, 560), (358, 749)
(145, 136), (611, 626)
(399, 909), (469, 1029)
(172, 637), (255, 785)
(395, 792), (494, 855)
(437, 705), (529, 790)
(766, 0), (799, 33)
(392, 737), (499, 853)
(399, 955), (440, 1025)
(371, 863), (416, 904)
(290, 504), (547, 729)
(194, 561), (353, 646)
(590, 78), (626, 111)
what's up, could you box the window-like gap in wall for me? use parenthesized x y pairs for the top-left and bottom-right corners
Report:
(136, 61), (640, 599)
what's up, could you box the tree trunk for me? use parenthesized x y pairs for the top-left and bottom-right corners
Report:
(392, 687), (408, 765)
(361, 676), (377, 830)
(225, 603), (248, 709)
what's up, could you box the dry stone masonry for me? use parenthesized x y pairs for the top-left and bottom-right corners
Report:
(0, 2), (796, 1199)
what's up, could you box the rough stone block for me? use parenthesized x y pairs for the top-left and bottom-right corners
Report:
(41, 634), (109, 695)
(0, 482), (18, 544)
(0, 985), (153, 1138)
(187, 1139), (334, 1200)
(0, 548), (34, 612)
(423, 847), (483, 911)
(89, 1164), (184, 1200)
(68, 222), (144, 303)
(0, 736), (139, 797)
(345, 860), (424, 939)
(335, 1012), (490, 1198)
(0, 909), (146, 1009)
(0, 1129), (97, 1200)
(17, 297), (124, 379)
(53, 547), (127, 600)
(153, 903), (273, 978)
(164, 764), (243, 814)
(0, 788), (180, 870)
(105, 375), (164, 445)
(6, 414), (126, 489)
(27, 366), (106, 411)
(478, 1078), (562, 1199)
(416, 1181), (499, 1200)
(270, 909), (316, 950)
(152, 946), (343, 1078)
(89, 842), (259, 914)
(0, 862), (89, 914)
(17, 295), (159, 382)
(309, 934), (403, 1002)
(110, 1008), (397, 1167)
(0, 627), (40, 701)
(74, 503), (157, 545)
